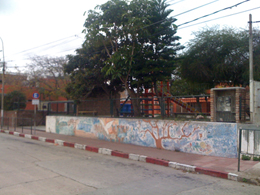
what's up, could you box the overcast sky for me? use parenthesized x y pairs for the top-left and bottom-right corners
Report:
(0, 0), (259, 72)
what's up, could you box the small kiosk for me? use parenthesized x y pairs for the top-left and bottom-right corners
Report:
(210, 87), (246, 123)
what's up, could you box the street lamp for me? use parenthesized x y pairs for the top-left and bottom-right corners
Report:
(0, 37), (5, 128)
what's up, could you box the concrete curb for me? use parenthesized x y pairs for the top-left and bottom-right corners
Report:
(1, 130), (239, 183)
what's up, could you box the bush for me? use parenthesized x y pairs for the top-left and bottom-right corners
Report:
(242, 155), (251, 160)
(253, 156), (260, 161)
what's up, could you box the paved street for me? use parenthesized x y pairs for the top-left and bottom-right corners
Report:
(0, 133), (259, 195)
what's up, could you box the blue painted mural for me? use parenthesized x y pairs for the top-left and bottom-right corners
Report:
(47, 116), (238, 158)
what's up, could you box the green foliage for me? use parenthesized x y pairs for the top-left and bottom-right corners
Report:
(242, 178), (248, 182)
(3, 91), (27, 111)
(180, 26), (260, 87)
(66, 0), (183, 116)
(253, 156), (260, 161)
(65, 42), (123, 101)
(242, 154), (251, 160)
(170, 78), (209, 96)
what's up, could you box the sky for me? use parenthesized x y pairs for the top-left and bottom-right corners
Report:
(0, 0), (259, 72)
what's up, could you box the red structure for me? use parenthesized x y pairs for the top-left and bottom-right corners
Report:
(140, 81), (210, 117)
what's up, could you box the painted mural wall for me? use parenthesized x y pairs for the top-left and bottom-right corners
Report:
(46, 116), (238, 158)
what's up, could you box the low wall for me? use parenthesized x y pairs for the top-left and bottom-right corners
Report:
(240, 128), (260, 156)
(46, 116), (238, 158)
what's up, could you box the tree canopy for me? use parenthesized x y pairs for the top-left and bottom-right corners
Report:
(180, 26), (260, 87)
(65, 0), (183, 116)
(3, 91), (27, 110)
(65, 45), (123, 101)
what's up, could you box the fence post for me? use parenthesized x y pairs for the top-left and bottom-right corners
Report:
(110, 99), (114, 117)
(31, 118), (33, 135)
(238, 127), (242, 171)
(47, 103), (50, 115)
(67, 102), (69, 115)
(7, 117), (9, 130)
(14, 117), (16, 131)
(161, 97), (165, 119)
(74, 102), (77, 116)
(239, 96), (242, 122)
(12, 116), (14, 131)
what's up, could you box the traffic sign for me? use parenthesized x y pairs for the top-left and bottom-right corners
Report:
(32, 99), (39, 105)
(33, 93), (39, 99)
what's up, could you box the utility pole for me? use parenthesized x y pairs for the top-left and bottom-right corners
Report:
(0, 37), (5, 129)
(249, 14), (254, 123)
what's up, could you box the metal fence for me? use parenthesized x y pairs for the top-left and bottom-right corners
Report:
(74, 96), (210, 120)
(1, 117), (41, 134)
(47, 101), (76, 116)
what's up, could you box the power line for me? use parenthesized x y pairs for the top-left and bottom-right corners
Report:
(7, 0), (221, 57)
(138, 0), (220, 31)
(166, 0), (179, 3)
(56, 47), (78, 54)
(6, 46), (79, 63)
(178, 6), (260, 30)
(6, 0), (256, 64)
(46, 7), (260, 59)
(173, 0), (220, 18)
(35, 37), (80, 53)
(170, 0), (186, 6)
(178, 0), (250, 27)
(8, 34), (81, 56)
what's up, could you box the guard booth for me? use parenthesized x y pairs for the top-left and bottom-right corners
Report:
(210, 87), (246, 123)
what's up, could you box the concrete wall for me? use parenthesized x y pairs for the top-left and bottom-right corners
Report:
(46, 116), (238, 158)
(240, 128), (260, 156)
(253, 81), (260, 124)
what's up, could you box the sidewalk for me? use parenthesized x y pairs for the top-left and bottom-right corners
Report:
(1, 127), (260, 185)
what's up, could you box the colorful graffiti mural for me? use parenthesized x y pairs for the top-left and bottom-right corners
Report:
(46, 116), (238, 158)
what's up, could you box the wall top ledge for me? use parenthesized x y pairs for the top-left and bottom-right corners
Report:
(211, 87), (245, 91)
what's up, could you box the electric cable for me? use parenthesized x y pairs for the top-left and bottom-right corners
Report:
(8, 34), (81, 56)
(7, 0), (221, 57)
(173, 0), (219, 18)
(178, 0), (250, 27)
(137, 0), (220, 31)
(6, 0), (257, 66)
(74, 6), (260, 58)
(167, 0), (178, 3)
(35, 37), (80, 52)
(178, 6), (260, 29)
(170, 0), (186, 6)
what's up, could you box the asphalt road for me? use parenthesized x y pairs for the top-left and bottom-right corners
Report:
(0, 133), (259, 195)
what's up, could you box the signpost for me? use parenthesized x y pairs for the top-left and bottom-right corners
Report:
(32, 93), (39, 133)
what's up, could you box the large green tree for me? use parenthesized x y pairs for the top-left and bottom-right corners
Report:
(65, 44), (123, 101)
(180, 26), (260, 87)
(66, 0), (183, 116)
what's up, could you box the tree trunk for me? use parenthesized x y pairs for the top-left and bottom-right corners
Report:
(153, 82), (164, 114)
(196, 97), (202, 112)
(126, 88), (141, 117)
